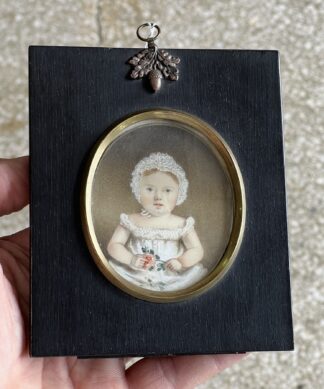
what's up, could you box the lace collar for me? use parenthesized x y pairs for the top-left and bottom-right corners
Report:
(119, 213), (195, 240)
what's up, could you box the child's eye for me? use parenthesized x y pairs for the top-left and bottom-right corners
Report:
(146, 187), (153, 192)
(165, 189), (172, 193)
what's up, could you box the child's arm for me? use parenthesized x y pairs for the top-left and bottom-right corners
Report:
(178, 228), (204, 268)
(107, 225), (133, 265)
(107, 225), (154, 269)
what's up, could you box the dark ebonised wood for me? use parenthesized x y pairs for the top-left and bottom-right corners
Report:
(29, 47), (293, 357)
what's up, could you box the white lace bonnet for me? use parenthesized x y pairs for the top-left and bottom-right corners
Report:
(130, 152), (188, 205)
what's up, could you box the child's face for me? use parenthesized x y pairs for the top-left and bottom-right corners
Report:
(140, 171), (179, 217)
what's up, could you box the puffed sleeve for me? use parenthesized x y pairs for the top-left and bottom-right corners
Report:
(119, 213), (133, 231)
(181, 216), (195, 237)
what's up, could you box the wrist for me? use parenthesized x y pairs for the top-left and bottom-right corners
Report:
(130, 255), (138, 267)
(176, 257), (184, 266)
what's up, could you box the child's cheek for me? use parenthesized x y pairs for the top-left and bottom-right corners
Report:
(172, 194), (178, 207)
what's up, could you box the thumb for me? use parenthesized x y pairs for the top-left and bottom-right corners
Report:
(0, 157), (29, 216)
(0, 264), (21, 384)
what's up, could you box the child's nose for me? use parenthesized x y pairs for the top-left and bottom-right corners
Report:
(154, 190), (162, 199)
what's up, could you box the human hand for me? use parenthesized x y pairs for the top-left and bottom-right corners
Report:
(0, 156), (245, 389)
(131, 253), (155, 270)
(166, 258), (183, 272)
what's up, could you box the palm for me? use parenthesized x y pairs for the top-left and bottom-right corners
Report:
(0, 157), (244, 389)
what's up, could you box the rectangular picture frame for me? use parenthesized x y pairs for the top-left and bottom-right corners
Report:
(29, 46), (293, 357)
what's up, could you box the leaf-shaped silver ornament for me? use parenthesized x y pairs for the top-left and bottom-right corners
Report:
(128, 23), (180, 92)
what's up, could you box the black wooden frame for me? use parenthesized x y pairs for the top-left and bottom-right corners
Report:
(29, 46), (293, 357)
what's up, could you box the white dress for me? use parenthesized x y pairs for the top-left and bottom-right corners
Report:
(109, 213), (208, 291)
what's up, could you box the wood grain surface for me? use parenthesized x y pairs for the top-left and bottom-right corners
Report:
(29, 47), (293, 357)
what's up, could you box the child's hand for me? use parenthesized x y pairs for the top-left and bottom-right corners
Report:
(142, 253), (155, 268)
(131, 254), (155, 269)
(166, 258), (183, 272)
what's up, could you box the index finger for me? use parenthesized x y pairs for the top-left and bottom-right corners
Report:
(0, 157), (29, 216)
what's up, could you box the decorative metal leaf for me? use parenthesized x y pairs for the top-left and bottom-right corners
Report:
(128, 57), (138, 65)
(128, 43), (180, 88)
(156, 49), (180, 81)
(163, 68), (169, 78)
(131, 70), (138, 78)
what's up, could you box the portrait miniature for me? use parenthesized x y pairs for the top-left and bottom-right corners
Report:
(83, 110), (245, 302)
(107, 152), (208, 291)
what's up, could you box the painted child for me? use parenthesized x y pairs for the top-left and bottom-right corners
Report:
(107, 152), (207, 291)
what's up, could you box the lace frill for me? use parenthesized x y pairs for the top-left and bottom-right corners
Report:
(120, 213), (195, 240)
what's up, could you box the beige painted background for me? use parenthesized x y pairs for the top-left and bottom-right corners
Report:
(0, 1), (323, 388)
